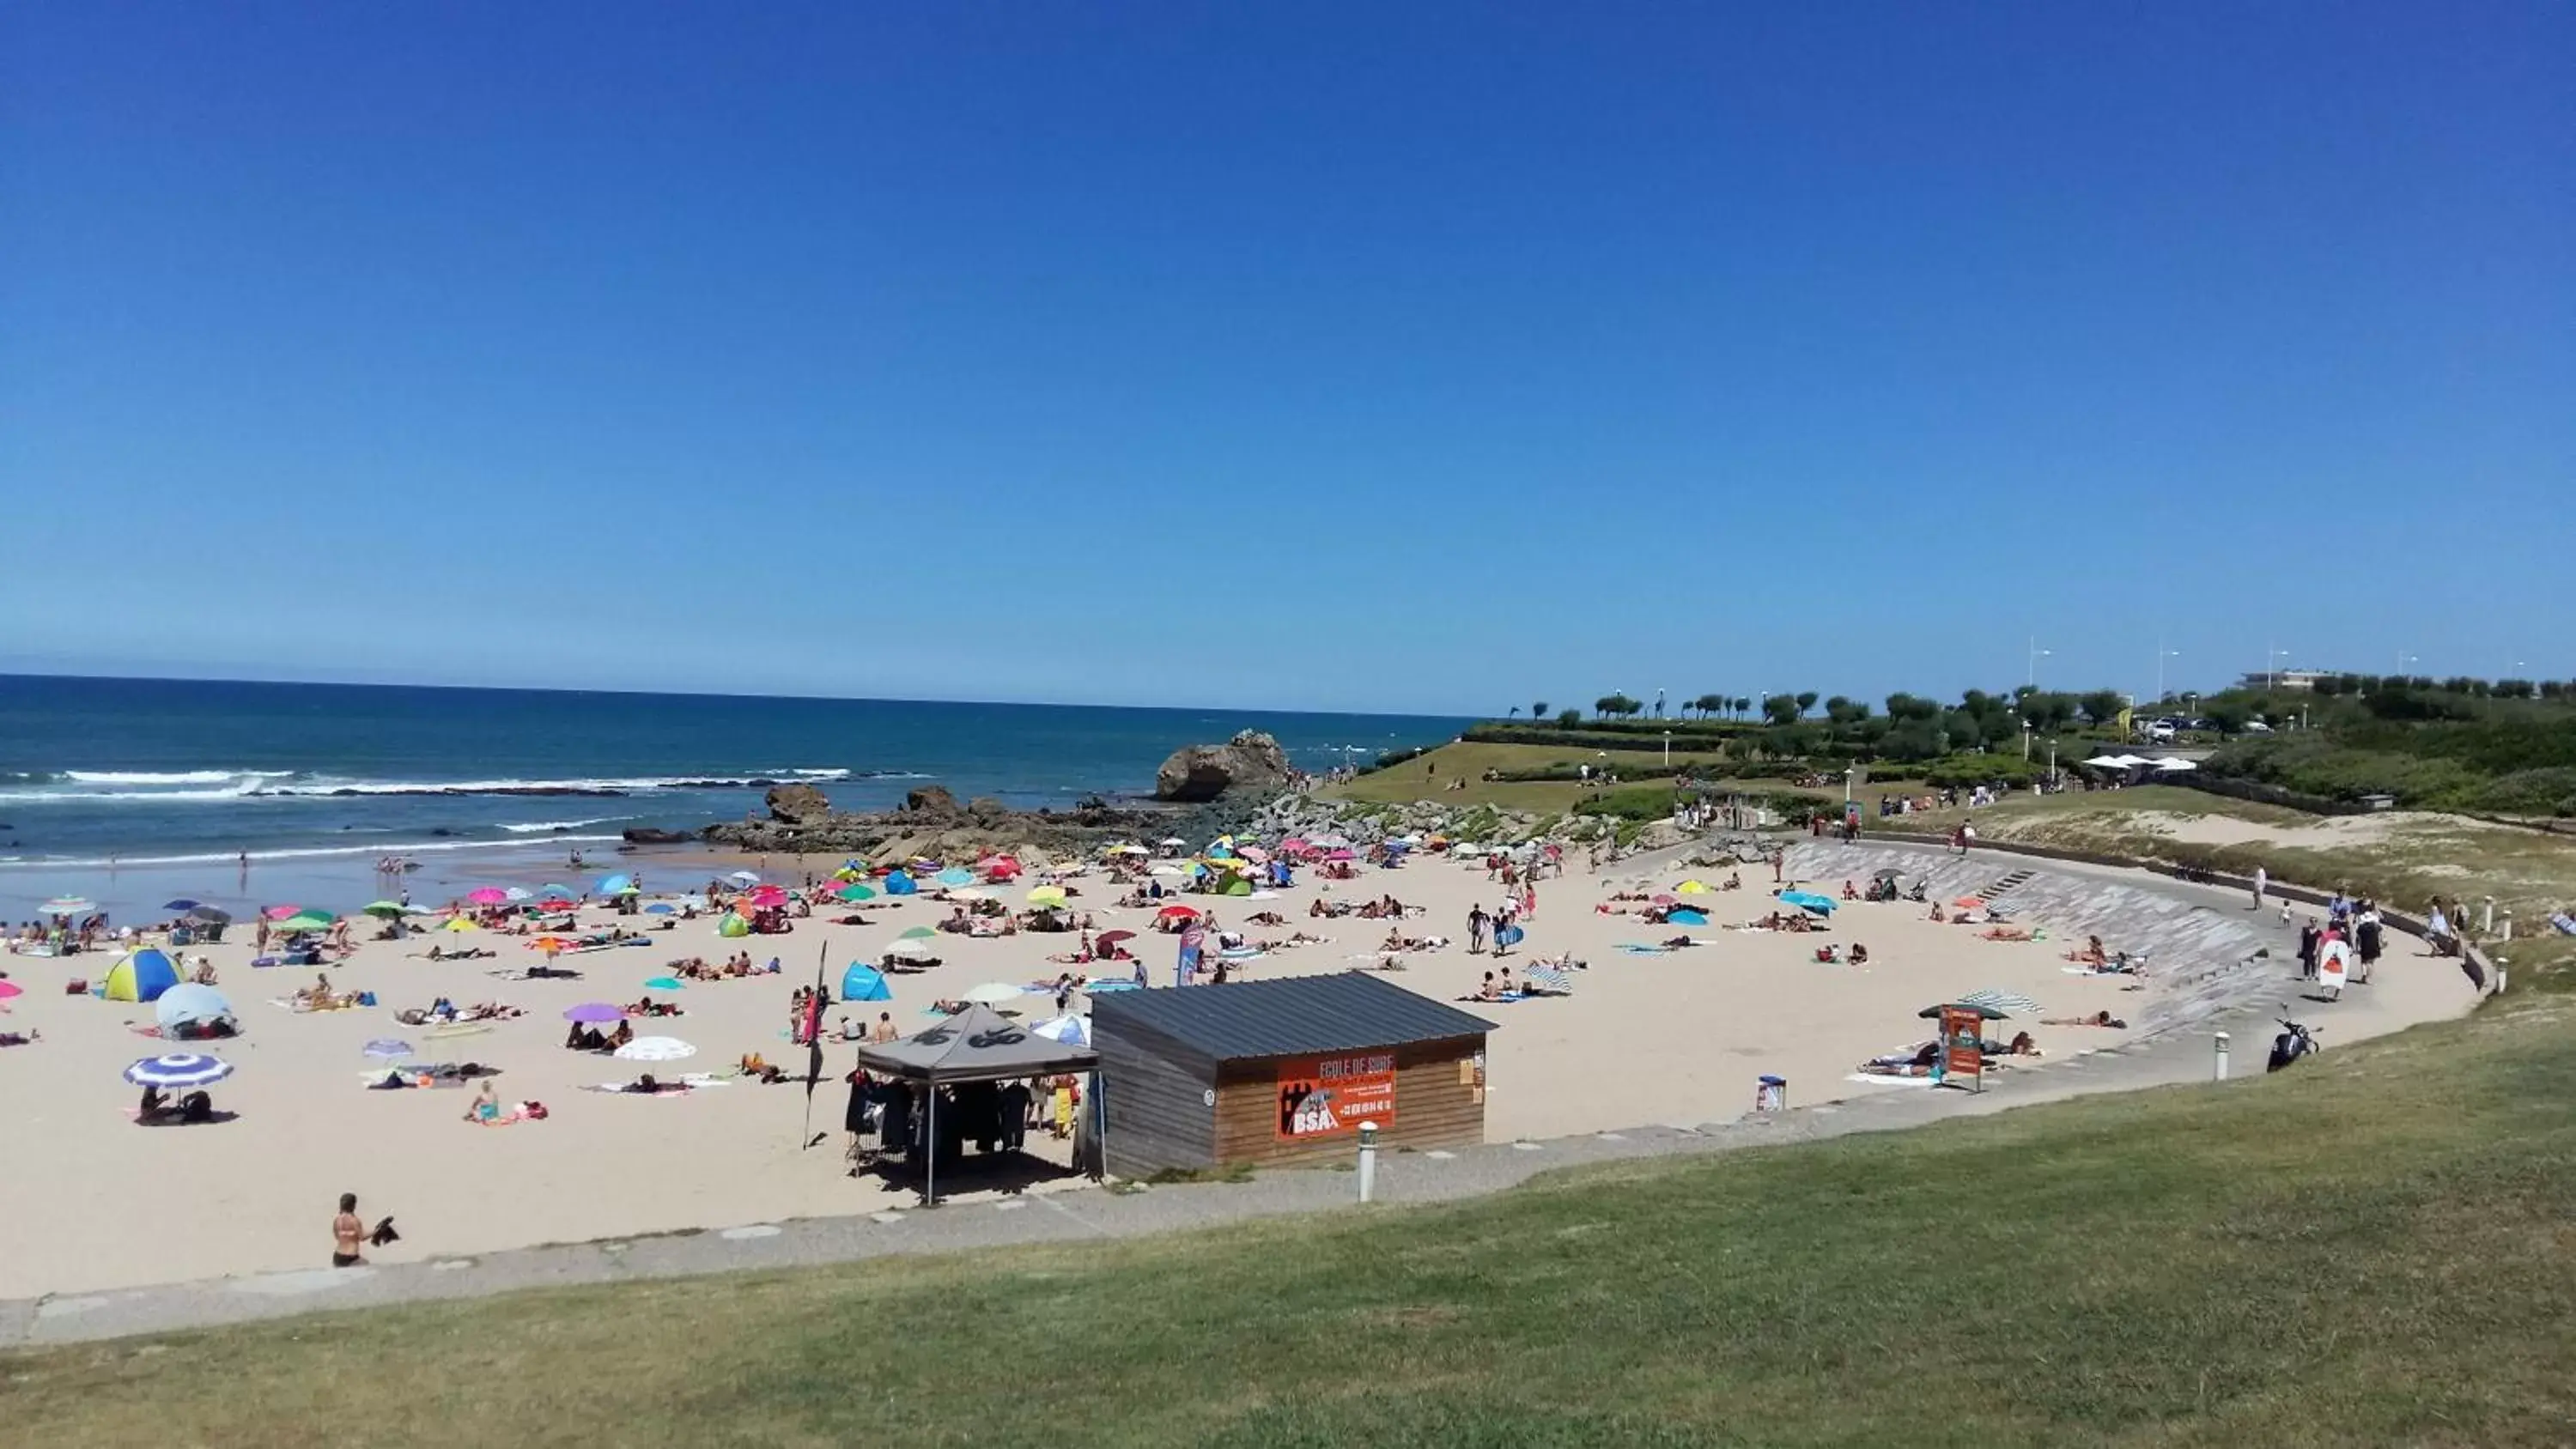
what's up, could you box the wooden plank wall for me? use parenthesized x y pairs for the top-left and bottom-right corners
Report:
(1097, 1021), (1219, 1177)
(1212, 1034), (1486, 1169)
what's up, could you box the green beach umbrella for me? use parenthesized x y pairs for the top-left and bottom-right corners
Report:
(897, 925), (938, 941)
(278, 910), (336, 931)
(361, 901), (406, 919)
(835, 882), (876, 901)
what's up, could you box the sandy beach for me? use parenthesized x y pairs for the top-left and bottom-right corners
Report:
(0, 838), (2481, 1298)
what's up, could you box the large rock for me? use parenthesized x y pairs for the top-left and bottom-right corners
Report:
(764, 783), (831, 825)
(903, 785), (961, 817)
(1154, 730), (1294, 803)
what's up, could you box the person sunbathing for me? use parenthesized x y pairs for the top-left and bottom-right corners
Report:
(1661, 935), (1698, 949)
(2043, 1010), (2126, 1028)
(607, 1020), (634, 1048)
(2068, 935), (2109, 965)
(1859, 1041), (1941, 1076)
(1979, 925), (2034, 942)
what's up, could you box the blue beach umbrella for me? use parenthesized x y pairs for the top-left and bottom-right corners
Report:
(596, 874), (635, 896)
(1668, 908), (1710, 926)
(642, 902), (676, 915)
(883, 871), (917, 895)
(934, 867), (975, 888)
(1780, 891), (1837, 914)
(162, 899), (203, 912)
(124, 1053), (234, 1088)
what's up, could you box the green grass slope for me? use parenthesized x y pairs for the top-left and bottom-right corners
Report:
(11, 1002), (2576, 1447)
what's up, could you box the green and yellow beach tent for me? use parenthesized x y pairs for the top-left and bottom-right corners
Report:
(717, 912), (750, 938)
(104, 948), (182, 1003)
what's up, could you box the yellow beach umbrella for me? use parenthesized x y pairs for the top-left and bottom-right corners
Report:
(1027, 885), (1068, 905)
(442, 916), (478, 932)
(1677, 880), (1710, 894)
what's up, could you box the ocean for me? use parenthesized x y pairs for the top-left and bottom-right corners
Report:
(0, 676), (1462, 917)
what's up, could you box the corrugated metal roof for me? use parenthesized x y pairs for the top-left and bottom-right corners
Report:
(1091, 973), (1495, 1062)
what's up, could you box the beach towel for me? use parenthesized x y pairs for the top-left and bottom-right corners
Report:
(1845, 1072), (1939, 1088)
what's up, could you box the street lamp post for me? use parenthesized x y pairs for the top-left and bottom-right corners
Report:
(2156, 640), (2180, 705)
(2027, 637), (2051, 689)
(2265, 645), (2292, 689)
(1662, 730), (1672, 766)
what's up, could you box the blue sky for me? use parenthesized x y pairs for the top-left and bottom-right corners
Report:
(4, 3), (2568, 714)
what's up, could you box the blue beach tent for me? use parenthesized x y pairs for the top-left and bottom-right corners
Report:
(840, 963), (892, 1002)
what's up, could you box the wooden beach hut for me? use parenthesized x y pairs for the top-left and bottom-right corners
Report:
(1091, 973), (1496, 1176)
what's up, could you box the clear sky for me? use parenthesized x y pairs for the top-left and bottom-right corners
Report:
(5, 3), (2569, 714)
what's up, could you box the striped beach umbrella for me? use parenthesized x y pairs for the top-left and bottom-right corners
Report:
(124, 1053), (234, 1088)
(612, 1035), (696, 1062)
(41, 896), (96, 916)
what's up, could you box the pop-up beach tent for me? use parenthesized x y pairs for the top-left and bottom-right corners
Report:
(840, 962), (892, 1002)
(104, 948), (182, 1003)
(853, 1003), (1099, 1205)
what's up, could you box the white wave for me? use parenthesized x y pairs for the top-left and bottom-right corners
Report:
(63, 769), (295, 785)
(0, 834), (632, 870)
(259, 773), (812, 797)
(501, 816), (635, 834)
(0, 781), (270, 803)
(787, 768), (853, 779)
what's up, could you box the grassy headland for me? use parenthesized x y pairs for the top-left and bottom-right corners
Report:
(11, 998), (2575, 1446)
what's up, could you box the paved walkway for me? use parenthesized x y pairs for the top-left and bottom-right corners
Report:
(0, 842), (2463, 1348)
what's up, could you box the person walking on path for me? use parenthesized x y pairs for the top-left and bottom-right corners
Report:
(2253, 864), (2269, 911)
(1467, 905), (1489, 955)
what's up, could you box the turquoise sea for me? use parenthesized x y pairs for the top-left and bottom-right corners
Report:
(0, 676), (1462, 919)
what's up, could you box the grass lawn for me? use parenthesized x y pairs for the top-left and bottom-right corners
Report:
(1321, 742), (1844, 815)
(12, 1000), (2576, 1446)
(1885, 787), (2576, 991)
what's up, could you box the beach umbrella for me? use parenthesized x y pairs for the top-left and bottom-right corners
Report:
(1525, 967), (1576, 996)
(537, 897), (577, 913)
(361, 1038), (416, 1059)
(277, 909), (336, 932)
(124, 1052), (232, 1088)
(528, 936), (579, 952)
(747, 886), (789, 908)
(1237, 846), (1270, 864)
(1779, 891), (1836, 915)
(185, 906), (232, 925)
(441, 916), (478, 931)
(1919, 1002), (2009, 1022)
(465, 887), (508, 906)
(835, 882), (878, 902)
(1651, 894), (1678, 906)
(155, 983), (234, 1029)
(1668, 908), (1710, 926)
(935, 867), (975, 888)
(1956, 989), (2042, 1016)
(1676, 880), (1710, 895)
(613, 1035), (696, 1062)
(883, 871), (918, 895)
(896, 925), (938, 941)
(1096, 929), (1135, 948)
(725, 870), (760, 885)
(562, 1002), (624, 1023)
(1027, 885), (1068, 906)
(717, 912), (750, 938)
(884, 939), (937, 962)
(0, 980), (20, 1002)
(962, 982), (1023, 1006)
(1147, 864), (1187, 877)
(1031, 1013), (1089, 1046)
(1157, 905), (1200, 921)
(1322, 849), (1355, 862)
(40, 895), (95, 916)
(643, 902), (677, 915)
(642, 976), (684, 991)
(504, 887), (534, 903)
(1105, 844), (1149, 856)
(162, 899), (203, 912)
(595, 874), (635, 895)
(105, 949), (183, 1003)
(361, 900), (406, 919)
(839, 963), (892, 1002)
(833, 865), (865, 882)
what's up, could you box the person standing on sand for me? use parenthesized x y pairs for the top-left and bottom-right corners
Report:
(1467, 905), (1489, 954)
(2253, 865), (2269, 910)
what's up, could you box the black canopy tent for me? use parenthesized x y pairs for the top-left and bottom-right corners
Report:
(851, 1003), (1100, 1204)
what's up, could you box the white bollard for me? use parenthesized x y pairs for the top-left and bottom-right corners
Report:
(2213, 1031), (2231, 1082)
(1356, 1120), (1378, 1203)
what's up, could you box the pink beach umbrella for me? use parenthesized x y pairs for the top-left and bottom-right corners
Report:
(465, 887), (508, 906)
(0, 980), (23, 1001)
(262, 904), (302, 920)
(747, 885), (789, 907)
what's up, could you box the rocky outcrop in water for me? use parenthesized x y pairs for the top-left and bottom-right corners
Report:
(763, 783), (832, 825)
(1153, 731), (1294, 803)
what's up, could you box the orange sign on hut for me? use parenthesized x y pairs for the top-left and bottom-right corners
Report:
(1276, 1052), (1397, 1139)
